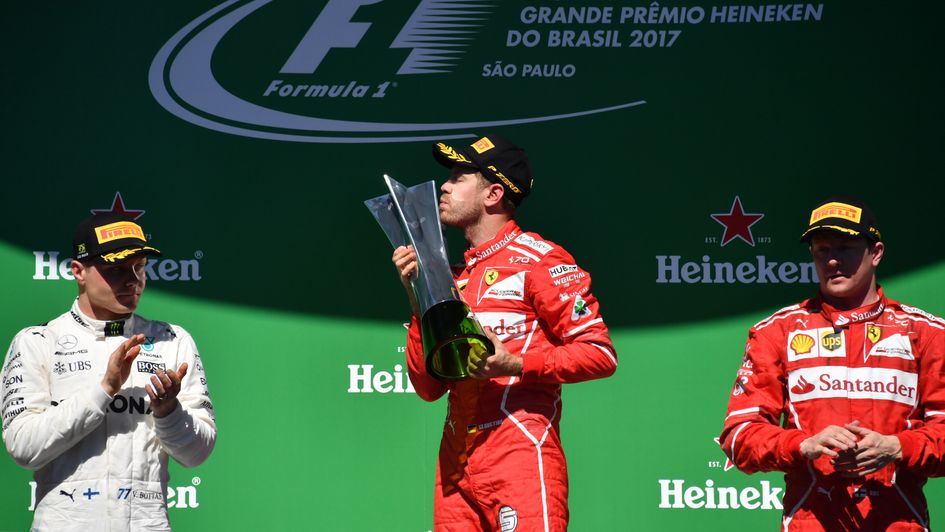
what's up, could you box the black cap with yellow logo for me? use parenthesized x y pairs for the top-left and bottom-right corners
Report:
(432, 134), (533, 205)
(73, 213), (162, 263)
(800, 196), (882, 243)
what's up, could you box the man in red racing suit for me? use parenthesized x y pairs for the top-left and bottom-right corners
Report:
(719, 197), (945, 531)
(394, 135), (617, 531)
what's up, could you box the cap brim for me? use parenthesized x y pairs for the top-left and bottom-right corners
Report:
(95, 246), (162, 263)
(799, 224), (861, 242)
(432, 142), (478, 170)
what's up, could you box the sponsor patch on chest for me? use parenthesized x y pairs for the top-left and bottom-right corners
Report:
(788, 366), (918, 405)
(136, 361), (167, 374)
(787, 328), (846, 361)
(56, 335), (78, 350)
(866, 333), (914, 361)
(52, 360), (93, 376)
(479, 271), (526, 303)
(476, 312), (528, 341)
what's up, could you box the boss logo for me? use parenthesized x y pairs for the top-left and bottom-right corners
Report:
(136, 361), (166, 374)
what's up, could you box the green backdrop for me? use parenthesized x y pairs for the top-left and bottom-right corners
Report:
(2, 1), (943, 530)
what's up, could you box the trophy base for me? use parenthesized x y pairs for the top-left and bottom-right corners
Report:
(421, 300), (494, 381)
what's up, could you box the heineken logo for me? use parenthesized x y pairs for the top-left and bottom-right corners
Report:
(149, 0), (645, 143)
(658, 479), (783, 510)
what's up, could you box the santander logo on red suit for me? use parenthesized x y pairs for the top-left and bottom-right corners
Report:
(788, 366), (918, 405)
(476, 312), (528, 342)
(790, 376), (816, 395)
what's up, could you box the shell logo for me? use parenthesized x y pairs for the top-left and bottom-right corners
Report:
(790, 334), (815, 355)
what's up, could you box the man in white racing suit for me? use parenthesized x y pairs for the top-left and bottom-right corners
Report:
(1, 213), (216, 531)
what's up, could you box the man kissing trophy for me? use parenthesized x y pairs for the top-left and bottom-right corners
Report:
(366, 174), (493, 380)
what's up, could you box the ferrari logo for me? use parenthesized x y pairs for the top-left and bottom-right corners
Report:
(867, 325), (881, 344)
(485, 270), (500, 285)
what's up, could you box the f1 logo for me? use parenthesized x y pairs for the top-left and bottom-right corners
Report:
(280, 0), (383, 74)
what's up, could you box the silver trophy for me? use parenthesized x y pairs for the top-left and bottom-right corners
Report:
(366, 175), (493, 381)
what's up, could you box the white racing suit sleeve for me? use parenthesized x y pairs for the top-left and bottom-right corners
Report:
(1, 327), (111, 471)
(153, 328), (216, 467)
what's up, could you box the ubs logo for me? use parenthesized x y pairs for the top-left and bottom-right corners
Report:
(53, 361), (92, 375)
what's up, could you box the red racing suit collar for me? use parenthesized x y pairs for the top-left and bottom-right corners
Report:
(463, 219), (521, 269)
(815, 286), (886, 329)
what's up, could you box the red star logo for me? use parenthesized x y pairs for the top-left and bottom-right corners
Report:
(710, 196), (764, 247)
(713, 437), (736, 472)
(90, 192), (145, 220)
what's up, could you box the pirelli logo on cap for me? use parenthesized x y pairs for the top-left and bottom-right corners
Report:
(809, 202), (862, 225)
(95, 221), (146, 244)
(471, 137), (495, 154)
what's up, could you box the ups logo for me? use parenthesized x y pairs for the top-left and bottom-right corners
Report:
(821, 331), (843, 351)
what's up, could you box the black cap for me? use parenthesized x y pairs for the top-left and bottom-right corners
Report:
(73, 213), (162, 263)
(432, 135), (533, 205)
(800, 196), (882, 243)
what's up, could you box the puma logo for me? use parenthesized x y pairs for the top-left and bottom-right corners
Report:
(816, 486), (834, 501)
(60, 489), (76, 502)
